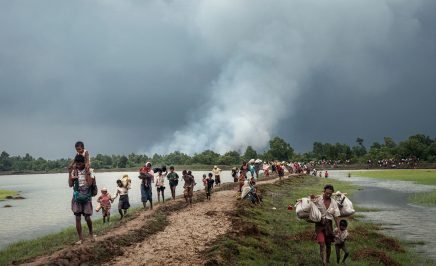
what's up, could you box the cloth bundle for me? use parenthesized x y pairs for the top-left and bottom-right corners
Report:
(332, 191), (355, 217)
(295, 197), (321, 223)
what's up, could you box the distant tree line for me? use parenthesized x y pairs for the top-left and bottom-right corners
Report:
(0, 134), (435, 172)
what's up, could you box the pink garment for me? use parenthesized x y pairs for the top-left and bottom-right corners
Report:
(98, 193), (111, 208)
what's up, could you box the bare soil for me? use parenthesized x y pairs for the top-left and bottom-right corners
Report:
(112, 190), (236, 266)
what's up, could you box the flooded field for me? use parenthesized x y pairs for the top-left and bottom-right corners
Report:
(330, 170), (436, 261)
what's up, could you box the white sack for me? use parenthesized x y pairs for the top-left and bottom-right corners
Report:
(333, 192), (355, 217)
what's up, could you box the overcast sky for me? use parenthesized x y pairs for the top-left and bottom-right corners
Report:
(0, 0), (435, 159)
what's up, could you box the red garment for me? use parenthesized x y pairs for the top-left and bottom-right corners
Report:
(316, 231), (326, 244)
(139, 166), (150, 174)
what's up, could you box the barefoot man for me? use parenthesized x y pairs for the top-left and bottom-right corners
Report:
(69, 155), (94, 244)
(312, 184), (340, 266)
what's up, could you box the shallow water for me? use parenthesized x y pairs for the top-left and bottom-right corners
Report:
(330, 170), (436, 261)
(0, 170), (234, 249)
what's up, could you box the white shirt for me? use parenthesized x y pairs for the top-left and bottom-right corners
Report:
(335, 229), (349, 244)
(117, 187), (128, 196)
(77, 169), (87, 188)
(155, 173), (166, 187)
(314, 195), (340, 220)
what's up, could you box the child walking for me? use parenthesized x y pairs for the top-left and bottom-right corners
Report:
(167, 166), (179, 200)
(182, 170), (194, 206)
(113, 180), (130, 220)
(206, 173), (214, 200)
(335, 220), (350, 264)
(155, 169), (166, 202)
(96, 188), (112, 223)
(202, 174), (207, 189)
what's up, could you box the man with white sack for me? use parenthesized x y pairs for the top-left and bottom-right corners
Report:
(311, 184), (341, 266)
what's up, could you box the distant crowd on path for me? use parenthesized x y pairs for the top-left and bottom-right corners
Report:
(68, 141), (343, 246)
(366, 157), (419, 169)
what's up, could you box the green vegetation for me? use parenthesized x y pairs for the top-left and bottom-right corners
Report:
(409, 190), (436, 206)
(354, 169), (436, 185)
(204, 176), (432, 265)
(1, 134), (435, 174)
(0, 190), (18, 200)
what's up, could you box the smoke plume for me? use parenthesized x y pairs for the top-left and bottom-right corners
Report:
(151, 0), (431, 155)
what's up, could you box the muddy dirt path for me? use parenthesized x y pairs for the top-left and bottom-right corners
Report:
(112, 190), (236, 266)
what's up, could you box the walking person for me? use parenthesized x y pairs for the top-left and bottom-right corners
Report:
(262, 162), (270, 177)
(113, 179), (130, 220)
(96, 188), (112, 223)
(182, 170), (194, 206)
(276, 162), (284, 181)
(206, 173), (215, 200)
(139, 162), (154, 210)
(335, 220), (350, 264)
(312, 184), (341, 266)
(167, 166), (179, 200)
(69, 155), (94, 244)
(249, 163), (255, 179)
(155, 168), (166, 203)
(254, 160), (261, 179)
(212, 165), (221, 186)
(231, 167), (238, 182)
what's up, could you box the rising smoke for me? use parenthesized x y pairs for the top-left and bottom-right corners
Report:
(151, 0), (429, 155)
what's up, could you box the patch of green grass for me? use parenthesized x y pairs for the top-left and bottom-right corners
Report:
(0, 190), (18, 200)
(409, 190), (436, 206)
(204, 176), (433, 265)
(354, 169), (436, 185)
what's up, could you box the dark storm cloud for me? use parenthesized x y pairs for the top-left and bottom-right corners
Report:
(0, 0), (435, 158)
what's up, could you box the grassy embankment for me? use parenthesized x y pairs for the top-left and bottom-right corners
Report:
(204, 176), (433, 265)
(354, 169), (436, 206)
(0, 190), (18, 200)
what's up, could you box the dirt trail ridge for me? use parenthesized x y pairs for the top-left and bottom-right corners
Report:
(111, 176), (288, 266)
